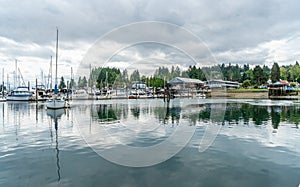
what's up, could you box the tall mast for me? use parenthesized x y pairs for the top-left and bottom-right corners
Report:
(71, 67), (73, 89)
(14, 59), (17, 88)
(89, 64), (92, 89)
(55, 28), (58, 86)
(2, 68), (4, 97)
(50, 56), (53, 89)
(7, 74), (9, 92)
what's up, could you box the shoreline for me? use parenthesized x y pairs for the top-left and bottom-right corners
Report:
(209, 89), (268, 99)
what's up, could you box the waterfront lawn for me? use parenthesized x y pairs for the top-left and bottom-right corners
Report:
(227, 88), (268, 93)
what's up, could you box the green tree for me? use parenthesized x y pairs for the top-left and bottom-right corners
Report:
(242, 79), (251, 88)
(262, 65), (270, 83)
(130, 70), (140, 81)
(271, 62), (280, 82)
(77, 76), (81, 87)
(245, 70), (254, 84)
(289, 62), (300, 82)
(187, 65), (198, 79)
(69, 78), (76, 88)
(78, 76), (88, 88)
(232, 64), (241, 82)
(253, 65), (263, 86)
(96, 68), (121, 88)
(59, 76), (66, 89)
(280, 66), (287, 80)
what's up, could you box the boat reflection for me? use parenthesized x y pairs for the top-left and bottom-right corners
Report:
(46, 108), (65, 182)
(7, 101), (29, 112)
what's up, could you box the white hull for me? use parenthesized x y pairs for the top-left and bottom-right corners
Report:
(6, 95), (31, 101)
(71, 94), (89, 100)
(46, 108), (65, 119)
(71, 89), (89, 100)
(46, 99), (66, 109)
(7, 86), (32, 101)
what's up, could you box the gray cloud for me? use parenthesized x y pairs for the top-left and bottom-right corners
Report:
(1, 0), (300, 82)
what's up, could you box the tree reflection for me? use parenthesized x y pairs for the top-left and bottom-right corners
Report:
(164, 104), (181, 125)
(95, 105), (118, 123)
(91, 101), (300, 129)
(271, 107), (280, 129)
(131, 106), (140, 119)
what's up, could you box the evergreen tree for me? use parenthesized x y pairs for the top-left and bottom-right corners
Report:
(253, 65), (263, 86)
(271, 62), (280, 82)
(78, 76), (81, 87)
(59, 76), (66, 89)
(69, 78), (76, 88)
(262, 65), (270, 83)
(130, 70), (140, 81)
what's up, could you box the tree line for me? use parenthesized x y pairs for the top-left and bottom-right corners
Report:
(60, 61), (300, 89)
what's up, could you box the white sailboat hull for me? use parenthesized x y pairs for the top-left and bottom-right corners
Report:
(46, 108), (65, 118)
(46, 99), (66, 109)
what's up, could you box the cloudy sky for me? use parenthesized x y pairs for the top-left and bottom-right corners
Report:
(1, 0), (300, 86)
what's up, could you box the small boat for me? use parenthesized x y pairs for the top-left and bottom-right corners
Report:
(195, 93), (206, 98)
(128, 94), (138, 99)
(46, 97), (66, 109)
(6, 86), (32, 101)
(71, 89), (89, 100)
(31, 85), (51, 101)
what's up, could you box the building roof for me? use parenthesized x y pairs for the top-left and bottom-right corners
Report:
(280, 80), (289, 85)
(169, 77), (204, 84)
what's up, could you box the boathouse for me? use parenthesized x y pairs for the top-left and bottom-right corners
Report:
(268, 81), (298, 98)
(168, 77), (204, 89)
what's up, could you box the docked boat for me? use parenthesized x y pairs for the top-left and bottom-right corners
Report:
(71, 89), (89, 100)
(31, 85), (51, 101)
(46, 97), (66, 109)
(6, 86), (32, 101)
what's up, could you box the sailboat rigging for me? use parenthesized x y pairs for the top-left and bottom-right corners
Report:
(46, 29), (68, 109)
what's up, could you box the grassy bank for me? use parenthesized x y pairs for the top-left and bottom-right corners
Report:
(227, 88), (268, 93)
(210, 88), (269, 99)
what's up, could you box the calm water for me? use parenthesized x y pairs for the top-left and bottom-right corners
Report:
(0, 99), (299, 187)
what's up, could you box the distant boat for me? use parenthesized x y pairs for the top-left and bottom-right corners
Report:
(6, 86), (32, 101)
(32, 84), (51, 101)
(46, 29), (67, 109)
(71, 89), (89, 100)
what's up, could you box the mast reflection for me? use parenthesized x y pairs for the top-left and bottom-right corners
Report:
(46, 108), (65, 182)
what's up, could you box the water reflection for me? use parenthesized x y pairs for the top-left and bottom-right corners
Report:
(92, 101), (300, 129)
(46, 108), (66, 182)
(0, 99), (299, 187)
(164, 104), (181, 125)
(222, 103), (300, 128)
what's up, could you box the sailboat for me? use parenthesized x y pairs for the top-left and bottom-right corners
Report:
(46, 29), (67, 109)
